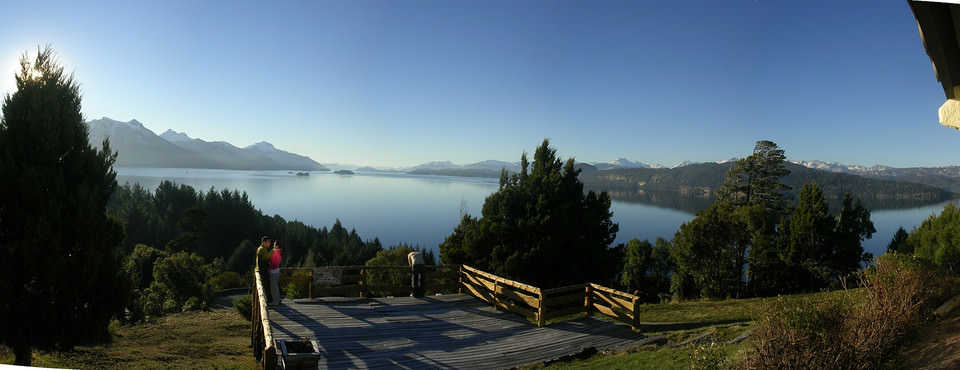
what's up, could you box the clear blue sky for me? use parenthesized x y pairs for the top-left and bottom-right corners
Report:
(0, 1), (954, 168)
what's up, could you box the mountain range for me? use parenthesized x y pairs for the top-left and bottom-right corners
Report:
(86, 117), (328, 171)
(85, 117), (960, 195)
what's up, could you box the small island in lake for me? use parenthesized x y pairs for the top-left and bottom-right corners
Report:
(295, 172), (310, 176)
(335, 170), (355, 175)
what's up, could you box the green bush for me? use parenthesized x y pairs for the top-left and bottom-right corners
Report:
(182, 297), (203, 312)
(233, 295), (253, 322)
(689, 343), (727, 370)
(283, 270), (311, 299)
(207, 271), (246, 292)
(746, 254), (955, 369)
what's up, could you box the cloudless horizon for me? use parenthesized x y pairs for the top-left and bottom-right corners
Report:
(1, 1), (956, 169)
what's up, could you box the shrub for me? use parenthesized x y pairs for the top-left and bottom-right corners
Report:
(689, 343), (727, 369)
(207, 271), (246, 292)
(234, 295), (253, 322)
(283, 269), (311, 299)
(182, 297), (204, 312)
(746, 253), (955, 369)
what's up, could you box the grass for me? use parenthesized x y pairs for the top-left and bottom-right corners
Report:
(0, 289), (868, 369)
(0, 309), (258, 369)
(526, 289), (862, 369)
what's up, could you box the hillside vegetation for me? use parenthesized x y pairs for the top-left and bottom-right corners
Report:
(579, 162), (954, 210)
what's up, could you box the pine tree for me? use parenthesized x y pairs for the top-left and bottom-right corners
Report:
(0, 46), (127, 366)
(886, 227), (911, 254)
(671, 202), (747, 299)
(440, 139), (619, 288)
(716, 140), (791, 213)
(787, 182), (834, 290)
(831, 193), (875, 275)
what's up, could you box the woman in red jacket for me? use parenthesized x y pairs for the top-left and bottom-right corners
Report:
(269, 240), (283, 305)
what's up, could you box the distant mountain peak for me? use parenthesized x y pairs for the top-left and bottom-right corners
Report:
(160, 129), (192, 142)
(246, 141), (278, 152)
(671, 160), (697, 169)
(85, 118), (326, 171)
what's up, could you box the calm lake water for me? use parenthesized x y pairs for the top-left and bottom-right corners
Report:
(116, 168), (958, 259)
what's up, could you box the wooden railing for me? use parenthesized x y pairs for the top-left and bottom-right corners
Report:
(251, 270), (277, 370)
(459, 265), (545, 325)
(278, 265), (460, 298)
(252, 264), (646, 364)
(459, 265), (643, 329)
(585, 283), (642, 329)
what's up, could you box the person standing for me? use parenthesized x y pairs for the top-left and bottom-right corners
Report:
(255, 236), (273, 304)
(407, 250), (425, 297)
(269, 240), (284, 305)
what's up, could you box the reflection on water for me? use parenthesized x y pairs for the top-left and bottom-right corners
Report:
(115, 168), (955, 259)
(606, 190), (714, 214)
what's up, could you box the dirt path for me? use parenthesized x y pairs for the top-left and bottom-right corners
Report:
(892, 307), (960, 369)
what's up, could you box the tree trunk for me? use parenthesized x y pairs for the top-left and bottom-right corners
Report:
(13, 344), (31, 366)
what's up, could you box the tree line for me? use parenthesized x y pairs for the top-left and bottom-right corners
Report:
(887, 202), (960, 271)
(440, 140), (878, 303)
(579, 157), (953, 211)
(638, 142), (875, 300)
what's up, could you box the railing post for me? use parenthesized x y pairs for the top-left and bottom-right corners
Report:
(458, 265), (463, 294)
(584, 284), (593, 316)
(536, 291), (546, 327)
(360, 267), (367, 298)
(253, 270), (277, 370)
(251, 274), (262, 360)
(631, 296), (641, 331)
(494, 279), (502, 310)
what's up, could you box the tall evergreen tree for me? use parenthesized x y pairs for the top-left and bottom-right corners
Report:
(440, 139), (619, 288)
(0, 47), (127, 366)
(741, 204), (791, 295)
(787, 182), (835, 290)
(886, 227), (911, 254)
(620, 238), (673, 302)
(716, 140), (791, 213)
(620, 238), (652, 294)
(831, 193), (875, 275)
(671, 202), (747, 299)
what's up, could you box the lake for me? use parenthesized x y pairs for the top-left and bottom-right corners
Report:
(116, 168), (957, 259)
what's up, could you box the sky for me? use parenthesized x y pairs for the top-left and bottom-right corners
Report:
(0, 0), (955, 168)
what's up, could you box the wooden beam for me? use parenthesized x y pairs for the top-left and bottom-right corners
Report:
(497, 285), (541, 308)
(254, 271), (276, 370)
(592, 290), (633, 312)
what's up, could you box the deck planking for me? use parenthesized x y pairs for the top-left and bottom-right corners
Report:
(268, 293), (647, 369)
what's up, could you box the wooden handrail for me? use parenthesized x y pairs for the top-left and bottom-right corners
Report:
(252, 270), (277, 369)
(278, 265), (461, 299)
(458, 265), (643, 330)
(271, 264), (645, 331)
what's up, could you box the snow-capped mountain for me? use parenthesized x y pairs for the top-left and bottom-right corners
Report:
(464, 160), (522, 173)
(159, 129), (191, 142)
(671, 160), (697, 169)
(247, 141), (279, 153)
(591, 158), (664, 170)
(86, 117), (327, 171)
(408, 161), (458, 171)
(791, 160), (892, 174)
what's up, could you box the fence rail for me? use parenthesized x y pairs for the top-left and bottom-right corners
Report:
(278, 265), (460, 298)
(458, 265), (642, 329)
(251, 270), (276, 370)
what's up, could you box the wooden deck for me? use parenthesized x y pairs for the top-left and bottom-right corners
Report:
(268, 293), (648, 369)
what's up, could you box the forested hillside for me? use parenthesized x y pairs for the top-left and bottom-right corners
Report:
(579, 161), (954, 210)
